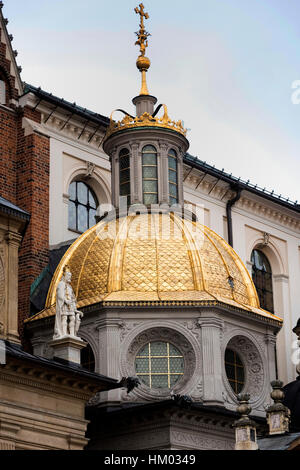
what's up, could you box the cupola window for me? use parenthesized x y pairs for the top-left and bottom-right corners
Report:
(119, 148), (131, 206)
(135, 341), (184, 389)
(251, 249), (274, 313)
(142, 145), (158, 204)
(68, 181), (98, 233)
(168, 149), (178, 205)
(225, 348), (245, 394)
(0, 80), (6, 105)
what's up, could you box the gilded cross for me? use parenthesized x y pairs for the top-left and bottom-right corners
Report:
(134, 3), (149, 31)
(134, 3), (150, 57)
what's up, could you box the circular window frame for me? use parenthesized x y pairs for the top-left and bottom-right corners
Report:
(223, 335), (265, 404)
(125, 327), (196, 399)
(135, 340), (185, 390)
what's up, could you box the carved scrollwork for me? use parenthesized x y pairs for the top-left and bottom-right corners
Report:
(119, 321), (141, 343)
(224, 335), (265, 404)
(183, 320), (201, 340)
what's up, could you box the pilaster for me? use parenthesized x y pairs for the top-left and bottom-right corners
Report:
(273, 273), (293, 384)
(264, 333), (277, 387)
(131, 142), (141, 204)
(4, 231), (22, 344)
(197, 315), (224, 405)
(97, 318), (122, 402)
(159, 142), (169, 204)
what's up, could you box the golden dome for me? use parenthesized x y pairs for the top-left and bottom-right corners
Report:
(28, 212), (282, 323)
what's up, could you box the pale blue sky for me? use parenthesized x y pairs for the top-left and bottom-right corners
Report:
(3, 0), (300, 202)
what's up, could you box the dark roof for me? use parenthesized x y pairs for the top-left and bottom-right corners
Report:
(184, 153), (300, 214)
(4, 340), (121, 389)
(87, 397), (266, 425)
(258, 432), (300, 450)
(0, 196), (30, 221)
(22, 84), (110, 127)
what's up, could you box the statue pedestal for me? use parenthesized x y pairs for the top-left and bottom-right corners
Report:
(49, 336), (87, 365)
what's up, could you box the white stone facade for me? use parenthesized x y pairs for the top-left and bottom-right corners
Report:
(21, 91), (300, 389)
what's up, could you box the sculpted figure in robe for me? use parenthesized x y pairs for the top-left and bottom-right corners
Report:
(53, 265), (83, 340)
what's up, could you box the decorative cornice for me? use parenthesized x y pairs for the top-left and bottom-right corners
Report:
(22, 110), (105, 151)
(4, 231), (22, 247)
(96, 318), (123, 330)
(0, 368), (94, 401)
(184, 171), (300, 232)
(197, 316), (224, 329)
(1, 358), (107, 400)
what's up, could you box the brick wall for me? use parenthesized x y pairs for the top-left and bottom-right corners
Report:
(0, 23), (50, 344)
(0, 107), (17, 203)
(16, 111), (50, 340)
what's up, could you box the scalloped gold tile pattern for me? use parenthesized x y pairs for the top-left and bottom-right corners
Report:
(30, 212), (264, 322)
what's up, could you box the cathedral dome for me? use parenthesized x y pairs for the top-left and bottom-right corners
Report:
(29, 212), (281, 322)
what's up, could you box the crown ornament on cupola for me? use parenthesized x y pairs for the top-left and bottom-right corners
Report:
(104, 3), (187, 142)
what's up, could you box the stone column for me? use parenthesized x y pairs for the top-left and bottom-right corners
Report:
(198, 316), (224, 405)
(273, 274), (293, 384)
(131, 143), (141, 204)
(97, 318), (122, 402)
(159, 142), (169, 204)
(5, 231), (22, 344)
(264, 332), (277, 386)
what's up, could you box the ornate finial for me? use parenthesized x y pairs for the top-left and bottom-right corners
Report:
(134, 3), (151, 95)
(266, 380), (290, 435)
(233, 394), (258, 450)
(293, 319), (300, 376)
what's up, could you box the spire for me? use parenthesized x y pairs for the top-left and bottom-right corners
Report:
(134, 3), (151, 95)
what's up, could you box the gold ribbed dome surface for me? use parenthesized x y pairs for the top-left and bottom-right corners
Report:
(27, 212), (284, 323)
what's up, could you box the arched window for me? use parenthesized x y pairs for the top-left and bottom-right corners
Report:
(119, 148), (131, 206)
(0, 80), (6, 105)
(251, 249), (274, 313)
(68, 181), (98, 233)
(225, 348), (245, 394)
(142, 145), (158, 205)
(168, 149), (178, 205)
(81, 344), (96, 372)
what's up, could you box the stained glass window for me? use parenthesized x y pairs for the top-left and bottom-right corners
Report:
(142, 145), (158, 205)
(119, 148), (131, 206)
(135, 341), (184, 389)
(168, 149), (178, 205)
(68, 181), (98, 233)
(225, 349), (245, 394)
(251, 249), (274, 313)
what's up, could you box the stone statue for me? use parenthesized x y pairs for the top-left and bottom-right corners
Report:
(53, 265), (83, 340)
